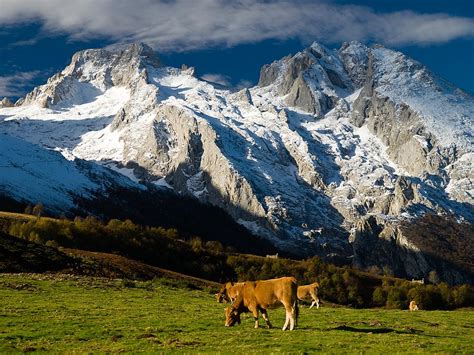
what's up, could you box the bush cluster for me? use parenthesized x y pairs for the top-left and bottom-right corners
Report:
(7, 216), (232, 281)
(371, 279), (473, 310)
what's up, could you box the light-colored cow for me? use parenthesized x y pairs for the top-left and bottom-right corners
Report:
(409, 300), (419, 311)
(297, 282), (320, 309)
(224, 276), (299, 331)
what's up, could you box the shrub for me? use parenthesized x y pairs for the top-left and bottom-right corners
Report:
(372, 287), (386, 306)
(121, 279), (136, 288)
(386, 287), (406, 309)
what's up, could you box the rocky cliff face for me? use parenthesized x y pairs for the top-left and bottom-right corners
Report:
(350, 214), (473, 285)
(0, 41), (472, 283)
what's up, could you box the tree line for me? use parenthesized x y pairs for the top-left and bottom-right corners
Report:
(4, 214), (473, 310)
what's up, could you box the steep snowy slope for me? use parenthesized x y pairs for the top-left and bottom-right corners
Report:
(0, 134), (140, 212)
(0, 42), (472, 282)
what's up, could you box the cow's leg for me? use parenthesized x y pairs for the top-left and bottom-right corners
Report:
(309, 290), (318, 309)
(283, 300), (298, 331)
(249, 306), (259, 329)
(310, 298), (320, 309)
(282, 302), (292, 331)
(282, 310), (290, 331)
(289, 303), (296, 331)
(261, 309), (273, 329)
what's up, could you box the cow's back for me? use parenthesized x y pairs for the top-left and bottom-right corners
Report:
(297, 282), (319, 299)
(250, 277), (297, 308)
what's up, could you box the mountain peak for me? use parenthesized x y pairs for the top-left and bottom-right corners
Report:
(307, 41), (330, 56)
(116, 42), (162, 67)
(18, 42), (163, 108)
(69, 42), (162, 71)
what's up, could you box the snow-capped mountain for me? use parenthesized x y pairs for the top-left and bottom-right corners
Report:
(1, 42), (472, 283)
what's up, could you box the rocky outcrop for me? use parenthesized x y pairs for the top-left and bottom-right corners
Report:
(0, 97), (14, 108)
(338, 41), (369, 88)
(284, 73), (317, 114)
(258, 43), (353, 117)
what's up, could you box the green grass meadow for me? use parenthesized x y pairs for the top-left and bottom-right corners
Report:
(1, 274), (473, 353)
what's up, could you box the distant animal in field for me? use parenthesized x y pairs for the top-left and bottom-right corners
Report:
(215, 282), (245, 304)
(409, 300), (419, 311)
(266, 253), (279, 259)
(297, 282), (320, 309)
(224, 276), (298, 331)
(411, 278), (424, 284)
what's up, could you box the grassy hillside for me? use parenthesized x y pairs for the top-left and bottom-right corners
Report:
(0, 231), (75, 273)
(0, 230), (219, 289)
(1, 274), (473, 353)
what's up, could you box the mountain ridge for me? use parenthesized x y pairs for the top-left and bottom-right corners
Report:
(0, 41), (472, 283)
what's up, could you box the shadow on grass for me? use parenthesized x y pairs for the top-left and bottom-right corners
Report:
(330, 325), (425, 335)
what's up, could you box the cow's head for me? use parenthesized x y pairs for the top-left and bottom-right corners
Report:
(224, 307), (241, 327)
(216, 282), (234, 303)
(215, 291), (228, 303)
(216, 284), (228, 303)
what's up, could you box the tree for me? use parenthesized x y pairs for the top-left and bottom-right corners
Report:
(190, 237), (203, 252)
(32, 203), (44, 218)
(24, 205), (33, 215)
(428, 270), (440, 285)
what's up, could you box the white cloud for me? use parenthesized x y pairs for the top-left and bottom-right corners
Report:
(201, 73), (232, 87)
(0, 1), (473, 51)
(235, 80), (254, 90)
(200, 74), (254, 90)
(0, 71), (42, 97)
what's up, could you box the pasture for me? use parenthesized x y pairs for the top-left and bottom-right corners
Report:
(1, 274), (473, 353)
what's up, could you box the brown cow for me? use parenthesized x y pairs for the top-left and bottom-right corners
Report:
(215, 282), (245, 304)
(224, 277), (299, 331)
(297, 282), (320, 309)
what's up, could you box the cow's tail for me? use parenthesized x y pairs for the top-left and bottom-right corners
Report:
(291, 280), (299, 327)
(294, 299), (299, 326)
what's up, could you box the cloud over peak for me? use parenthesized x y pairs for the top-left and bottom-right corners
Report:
(1, 0), (473, 51)
(0, 71), (43, 97)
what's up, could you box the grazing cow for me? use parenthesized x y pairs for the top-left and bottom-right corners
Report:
(215, 282), (245, 304)
(224, 276), (299, 331)
(409, 300), (419, 311)
(297, 282), (320, 309)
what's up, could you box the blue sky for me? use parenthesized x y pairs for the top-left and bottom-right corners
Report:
(0, 0), (473, 99)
